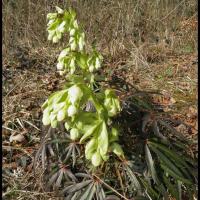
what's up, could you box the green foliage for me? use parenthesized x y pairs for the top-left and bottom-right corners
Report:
(42, 6), (123, 167)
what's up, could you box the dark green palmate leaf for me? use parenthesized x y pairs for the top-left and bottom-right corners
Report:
(152, 121), (167, 141)
(34, 128), (54, 175)
(63, 180), (92, 193)
(47, 164), (77, 189)
(105, 195), (120, 200)
(139, 177), (160, 200)
(143, 139), (197, 200)
(148, 139), (197, 182)
(144, 144), (159, 185)
(63, 180), (99, 200)
(123, 164), (143, 196)
(164, 177), (182, 200)
(62, 172), (120, 200)
(149, 145), (193, 184)
(62, 142), (81, 167)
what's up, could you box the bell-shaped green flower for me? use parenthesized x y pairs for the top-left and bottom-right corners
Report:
(87, 57), (95, 72)
(47, 13), (57, 20)
(91, 151), (102, 167)
(42, 109), (51, 126)
(69, 57), (76, 74)
(47, 19), (54, 26)
(52, 36), (59, 43)
(70, 128), (80, 140)
(67, 105), (77, 116)
(50, 112), (57, 122)
(73, 20), (78, 29)
(48, 30), (55, 41)
(51, 119), (58, 128)
(71, 41), (76, 51)
(57, 108), (66, 121)
(69, 37), (77, 51)
(89, 65), (95, 72)
(68, 85), (83, 104)
(55, 6), (64, 14)
(78, 33), (85, 51)
(56, 30), (62, 40)
(69, 57), (75, 68)
(70, 28), (76, 36)
(70, 66), (75, 74)
(57, 62), (64, 70)
(95, 58), (101, 69)
(57, 21), (66, 33)
(58, 48), (70, 60)
(58, 70), (65, 76)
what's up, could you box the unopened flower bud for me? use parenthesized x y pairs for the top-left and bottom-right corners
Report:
(68, 85), (83, 104)
(89, 65), (94, 72)
(70, 40), (76, 51)
(70, 128), (80, 140)
(57, 21), (66, 33)
(70, 28), (76, 36)
(91, 152), (102, 167)
(95, 58), (101, 69)
(57, 109), (66, 121)
(68, 105), (77, 116)
(57, 62), (64, 70)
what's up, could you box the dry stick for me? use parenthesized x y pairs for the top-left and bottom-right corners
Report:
(3, 189), (54, 198)
(23, 119), (41, 131)
(2, 145), (35, 157)
(93, 174), (131, 200)
(10, 89), (47, 98)
(115, 164), (126, 197)
(5, 78), (27, 98)
(2, 125), (15, 132)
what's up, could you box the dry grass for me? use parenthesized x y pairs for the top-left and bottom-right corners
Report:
(2, 0), (197, 199)
(3, 0), (197, 59)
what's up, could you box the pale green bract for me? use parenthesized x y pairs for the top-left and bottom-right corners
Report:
(42, 6), (124, 167)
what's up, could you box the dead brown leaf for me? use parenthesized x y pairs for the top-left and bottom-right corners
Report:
(9, 133), (25, 143)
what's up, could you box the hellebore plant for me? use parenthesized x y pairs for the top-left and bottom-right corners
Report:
(42, 6), (124, 167)
(37, 7), (197, 199)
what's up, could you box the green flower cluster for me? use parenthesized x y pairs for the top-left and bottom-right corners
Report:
(42, 84), (84, 128)
(47, 7), (102, 76)
(42, 7), (124, 167)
